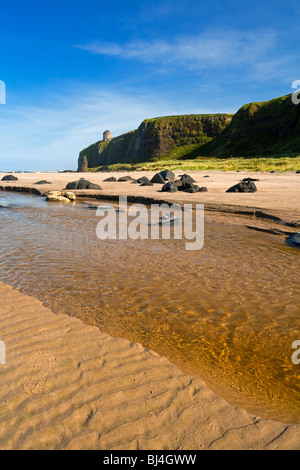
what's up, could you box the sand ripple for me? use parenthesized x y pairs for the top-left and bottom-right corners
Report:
(0, 282), (299, 450)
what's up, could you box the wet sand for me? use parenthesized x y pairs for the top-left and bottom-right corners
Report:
(1, 282), (300, 450)
(0, 170), (299, 449)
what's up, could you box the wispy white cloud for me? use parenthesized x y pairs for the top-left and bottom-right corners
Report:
(0, 86), (219, 171)
(75, 30), (278, 70)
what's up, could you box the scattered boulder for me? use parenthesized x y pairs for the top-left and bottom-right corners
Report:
(118, 176), (134, 182)
(34, 180), (52, 185)
(226, 181), (257, 193)
(159, 170), (175, 181)
(65, 180), (102, 190)
(183, 185), (208, 193)
(162, 182), (178, 192)
(288, 232), (300, 246)
(185, 186), (200, 193)
(180, 174), (196, 183)
(150, 173), (165, 184)
(180, 175), (197, 189)
(140, 181), (153, 186)
(181, 181), (195, 191)
(178, 175), (207, 193)
(103, 177), (117, 182)
(136, 176), (150, 184)
(66, 180), (80, 189)
(1, 175), (18, 181)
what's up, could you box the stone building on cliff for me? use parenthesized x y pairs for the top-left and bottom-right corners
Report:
(103, 130), (112, 142)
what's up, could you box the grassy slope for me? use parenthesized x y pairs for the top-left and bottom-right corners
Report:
(196, 94), (300, 158)
(80, 94), (300, 171)
(88, 155), (300, 173)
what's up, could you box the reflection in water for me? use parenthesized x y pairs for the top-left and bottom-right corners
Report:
(0, 192), (299, 423)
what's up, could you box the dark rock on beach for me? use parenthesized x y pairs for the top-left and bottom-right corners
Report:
(183, 184), (208, 193)
(1, 175), (18, 181)
(178, 174), (207, 193)
(103, 177), (117, 182)
(162, 182), (178, 192)
(136, 176), (150, 184)
(180, 175), (197, 189)
(118, 175), (134, 182)
(65, 180), (102, 190)
(140, 181), (153, 186)
(34, 180), (52, 185)
(184, 186), (200, 193)
(180, 174), (196, 183)
(226, 181), (257, 193)
(150, 173), (165, 184)
(160, 170), (175, 181)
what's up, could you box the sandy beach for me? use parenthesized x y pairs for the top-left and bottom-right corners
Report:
(1, 281), (300, 450)
(0, 170), (299, 220)
(0, 170), (299, 450)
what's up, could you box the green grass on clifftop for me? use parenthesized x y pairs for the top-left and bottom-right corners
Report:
(86, 155), (300, 173)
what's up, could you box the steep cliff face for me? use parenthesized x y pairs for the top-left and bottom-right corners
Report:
(77, 114), (232, 170)
(78, 94), (300, 170)
(198, 94), (300, 157)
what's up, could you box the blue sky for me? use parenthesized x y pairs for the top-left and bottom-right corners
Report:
(0, 0), (299, 170)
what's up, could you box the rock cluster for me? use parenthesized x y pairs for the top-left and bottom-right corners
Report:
(161, 174), (207, 193)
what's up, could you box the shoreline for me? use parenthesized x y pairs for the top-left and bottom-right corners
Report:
(1, 171), (299, 448)
(1, 281), (300, 450)
(1, 170), (300, 226)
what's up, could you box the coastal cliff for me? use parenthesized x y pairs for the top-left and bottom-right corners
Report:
(78, 94), (300, 170)
(78, 114), (232, 170)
